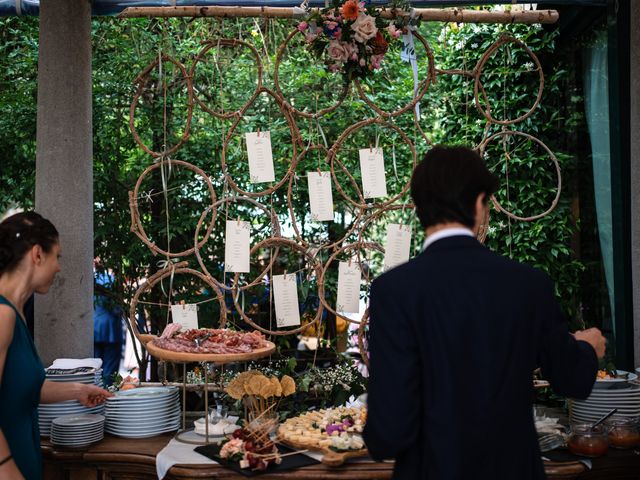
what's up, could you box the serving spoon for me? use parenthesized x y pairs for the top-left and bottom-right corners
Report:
(591, 408), (618, 430)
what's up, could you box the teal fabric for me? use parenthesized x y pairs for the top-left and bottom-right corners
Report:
(0, 295), (45, 480)
(582, 30), (615, 337)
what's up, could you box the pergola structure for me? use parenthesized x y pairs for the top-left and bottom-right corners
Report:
(13, 0), (640, 369)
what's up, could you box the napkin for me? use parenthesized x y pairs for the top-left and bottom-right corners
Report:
(156, 437), (218, 479)
(193, 416), (239, 436)
(48, 358), (103, 369)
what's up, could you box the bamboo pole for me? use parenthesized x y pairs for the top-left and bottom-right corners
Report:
(119, 6), (559, 24)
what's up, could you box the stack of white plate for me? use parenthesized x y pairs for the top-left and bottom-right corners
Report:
(104, 386), (180, 438)
(570, 383), (640, 423)
(51, 414), (105, 447)
(39, 367), (106, 437)
(45, 366), (104, 387)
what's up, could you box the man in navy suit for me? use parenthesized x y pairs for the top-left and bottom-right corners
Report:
(363, 146), (605, 479)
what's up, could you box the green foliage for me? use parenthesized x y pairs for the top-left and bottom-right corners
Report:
(0, 14), (587, 372)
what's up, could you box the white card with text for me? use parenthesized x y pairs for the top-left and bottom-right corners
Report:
(337, 261), (361, 314)
(246, 131), (275, 183)
(170, 304), (199, 330)
(384, 224), (412, 271)
(225, 220), (251, 273)
(307, 171), (334, 222)
(273, 274), (301, 327)
(359, 148), (387, 199)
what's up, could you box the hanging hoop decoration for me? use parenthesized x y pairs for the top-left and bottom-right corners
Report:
(330, 118), (417, 210)
(473, 35), (544, 126)
(286, 144), (364, 250)
(129, 54), (194, 158)
(273, 30), (350, 119)
(232, 237), (324, 336)
(354, 30), (436, 118)
(193, 195), (282, 291)
(479, 130), (561, 221)
(221, 87), (301, 198)
(129, 159), (217, 257)
(317, 242), (384, 325)
(190, 38), (263, 119)
(357, 309), (369, 370)
(128, 261), (228, 346)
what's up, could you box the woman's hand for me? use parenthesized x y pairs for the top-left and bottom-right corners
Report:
(76, 384), (113, 407)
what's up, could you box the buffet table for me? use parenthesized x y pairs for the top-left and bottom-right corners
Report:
(41, 434), (640, 479)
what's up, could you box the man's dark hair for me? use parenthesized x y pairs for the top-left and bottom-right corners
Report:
(410, 146), (499, 229)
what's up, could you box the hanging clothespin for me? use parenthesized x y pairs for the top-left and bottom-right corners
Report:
(257, 128), (261, 138)
(180, 299), (186, 310)
(369, 143), (373, 152)
(317, 166), (322, 176)
(237, 215), (241, 226)
(348, 256), (352, 268)
(283, 269), (287, 280)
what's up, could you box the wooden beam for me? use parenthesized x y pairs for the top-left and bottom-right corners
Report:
(119, 6), (559, 25)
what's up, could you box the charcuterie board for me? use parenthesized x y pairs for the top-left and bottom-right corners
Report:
(145, 339), (276, 364)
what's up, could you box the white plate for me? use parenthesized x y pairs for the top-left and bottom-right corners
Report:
(51, 436), (103, 446)
(592, 373), (640, 390)
(106, 407), (180, 420)
(105, 396), (178, 408)
(52, 414), (105, 427)
(51, 432), (104, 441)
(106, 414), (180, 429)
(108, 387), (178, 400)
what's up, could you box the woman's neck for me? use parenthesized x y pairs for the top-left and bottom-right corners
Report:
(0, 271), (32, 316)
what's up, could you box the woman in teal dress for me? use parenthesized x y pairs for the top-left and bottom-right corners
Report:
(0, 212), (112, 480)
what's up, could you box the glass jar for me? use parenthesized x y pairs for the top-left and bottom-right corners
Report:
(605, 417), (640, 449)
(567, 423), (609, 457)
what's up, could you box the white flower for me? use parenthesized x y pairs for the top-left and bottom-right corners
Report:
(524, 62), (535, 71)
(455, 40), (465, 50)
(471, 43), (478, 49)
(351, 14), (378, 43)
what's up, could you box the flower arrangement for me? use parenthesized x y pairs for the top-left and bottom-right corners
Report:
(298, 0), (414, 80)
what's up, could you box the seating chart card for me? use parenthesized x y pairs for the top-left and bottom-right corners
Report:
(225, 220), (250, 273)
(273, 274), (301, 327)
(307, 171), (334, 221)
(170, 304), (199, 330)
(337, 261), (361, 314)
(246, 131), (275, 183)
(384, 223), (412, 271)
(359, 148), (387, 199)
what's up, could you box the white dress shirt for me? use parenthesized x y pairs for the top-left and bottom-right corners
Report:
(422, 227), (474, 251)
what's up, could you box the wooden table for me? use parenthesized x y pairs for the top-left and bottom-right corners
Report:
(42, 434), (640, 479)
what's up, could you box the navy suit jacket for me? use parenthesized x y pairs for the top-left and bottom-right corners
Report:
(363, 235), (597, 480)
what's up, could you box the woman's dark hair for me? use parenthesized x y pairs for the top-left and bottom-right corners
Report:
(0, 212), (59, 275)
(410, 146), (499, 229)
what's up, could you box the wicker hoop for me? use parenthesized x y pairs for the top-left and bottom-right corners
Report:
(473, 35), (544, 126)
(193, 195), (282, 292)
(317, 242), (384, 325)
(129, 159), (217, 258)
(479, 130), (561, 221)
(273, 29), (350, 119)
(286, 144), (364, 250)
(128, 261), (228, 345)
(129, 54), (194, 158)
(476, 203), (491, 244)
(329, 118), (417, 210)
(221, 87), (301, 198)
(190, 38), (263, 120)
(354, 30), (436, 118)
(232, 237), (323, 336)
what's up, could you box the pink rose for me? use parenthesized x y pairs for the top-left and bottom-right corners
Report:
(327, 40), (350, 62)
(386, 24), (402, 39)
(351, 14), (378, 44)
(371, 54), (384, 69)
(328, 63), (340, 73)
(304, 31), (318, 43)
(359, 58), (366, 67)
(297, 21), (308, 32)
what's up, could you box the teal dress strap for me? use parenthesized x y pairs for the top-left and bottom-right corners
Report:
(0, 295), (45, 480)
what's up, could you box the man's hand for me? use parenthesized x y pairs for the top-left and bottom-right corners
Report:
(574, 328), (606, 359)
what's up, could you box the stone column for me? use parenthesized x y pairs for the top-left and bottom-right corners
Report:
(631, 2), (640, 367)
(35, 0), (93, 366)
